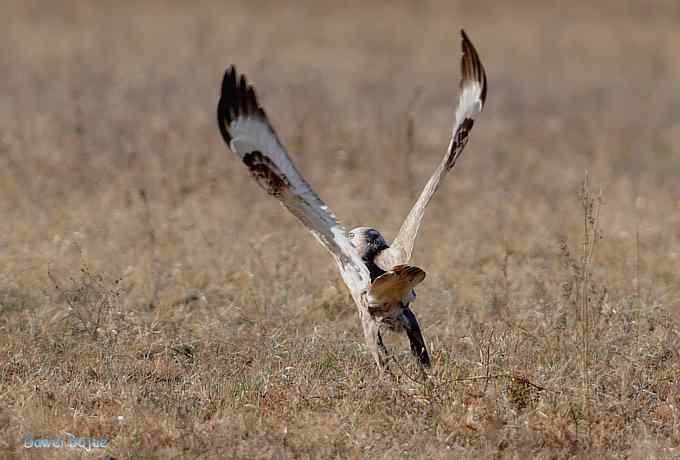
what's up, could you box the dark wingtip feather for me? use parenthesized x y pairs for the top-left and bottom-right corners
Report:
(217, 66), (262, 146)
(460, 29), (487, 106)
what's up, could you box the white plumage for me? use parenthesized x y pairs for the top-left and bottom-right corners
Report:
(217, 30), (487, 373)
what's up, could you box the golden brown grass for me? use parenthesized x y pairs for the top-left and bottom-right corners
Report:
(1, 1), (680, 458)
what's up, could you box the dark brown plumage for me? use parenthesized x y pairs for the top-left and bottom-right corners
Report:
(217, 66), (266, 145)
(461, 29), (487, 105)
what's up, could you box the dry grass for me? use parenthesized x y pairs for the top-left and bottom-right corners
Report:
(1, 1), (680, 458)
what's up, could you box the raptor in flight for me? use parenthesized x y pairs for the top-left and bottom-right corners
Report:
(217, 30), (487, 373)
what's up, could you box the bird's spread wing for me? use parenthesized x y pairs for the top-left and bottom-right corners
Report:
(368, 265), (426, 312)
(217, 67), (370, 296)
(375, 30), (487, 271)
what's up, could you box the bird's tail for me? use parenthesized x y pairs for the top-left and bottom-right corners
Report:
(399, 307), (431, 367)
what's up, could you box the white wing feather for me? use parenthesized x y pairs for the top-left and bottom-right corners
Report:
(375, 30), (487, 270)
(217, 68), (370, 297)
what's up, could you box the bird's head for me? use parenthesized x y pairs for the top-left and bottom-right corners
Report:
(348, 227), (388, 262)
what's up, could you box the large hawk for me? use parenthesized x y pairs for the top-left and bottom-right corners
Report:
(217, 30), (487, 373)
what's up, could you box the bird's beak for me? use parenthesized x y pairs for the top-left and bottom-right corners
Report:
(399, 308), (431, 368)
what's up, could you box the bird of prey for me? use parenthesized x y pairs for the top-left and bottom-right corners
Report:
(217, 30), (487, 374)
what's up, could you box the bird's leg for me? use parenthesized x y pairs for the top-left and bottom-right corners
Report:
(376, 330), (400, 380)
(360, 311), (389, 374)
(377, 331), (389, 355)
(399, 307), (431, 368)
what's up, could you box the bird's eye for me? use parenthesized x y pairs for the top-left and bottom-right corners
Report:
(348, 232), (354, 239)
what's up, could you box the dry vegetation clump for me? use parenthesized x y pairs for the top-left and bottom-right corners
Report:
(1, 1), (680, 458)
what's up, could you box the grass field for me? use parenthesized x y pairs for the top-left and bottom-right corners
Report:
(1, 1), (680, 458)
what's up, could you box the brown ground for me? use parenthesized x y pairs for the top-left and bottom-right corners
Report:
(1, 1), (680, 458)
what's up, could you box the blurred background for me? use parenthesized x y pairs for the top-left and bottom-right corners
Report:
(1, 0), (678, 308)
